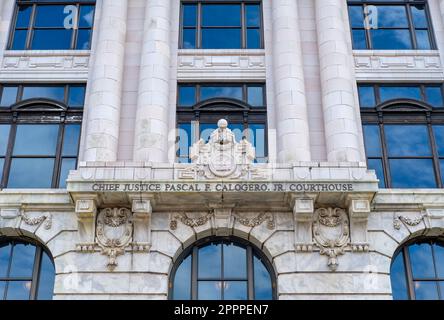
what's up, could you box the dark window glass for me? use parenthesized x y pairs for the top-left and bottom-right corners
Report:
(0, 126), (10, 156)
(0, 87), (18, 107)
(171, 238), (275, 300)
(380, 86), (422, 103)
(63, 125), (81, 156)
(0, 239), (55, 300)
(434, 126), (444, 156)
(385, 125), (431, 157)
(59, 158), (76, 189)
(181, 1), (263, 49)
(200, 86), (243, 101)
(414, 282), (439, 300)
(178, 123), (192, 163)
(409, 243), (436, 279)
(8, 158), (55, 188)
(9, 2), (96, 50)
(22, 86), (65, 102)
(68, 86), (86, 107)
(368, 159), (385, 188)
(248, 86), (264, 107)
(348, 2), (434, 50)
(391, 251), (409, 300)
(358, 86), (376, 108)
(363, 125), (382, 157)
(426, 87), (444, 108)
(13, 125), (59, 156)
(390, 159), (436, 188)
(435, 245), (444, 278)
(178, 86), (196, 107)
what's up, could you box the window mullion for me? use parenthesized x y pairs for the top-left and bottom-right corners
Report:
(30, 245), (43, 300)
(26, 4), (37, 50)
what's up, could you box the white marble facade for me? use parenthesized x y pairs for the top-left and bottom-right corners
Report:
(0, 0), (444, 300)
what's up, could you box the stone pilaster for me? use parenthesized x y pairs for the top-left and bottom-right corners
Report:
(83, 0), (128, 161)
(133, 0), (172, 162)
(315, 0), (363, 162)
(0, 0), (14, 58)
(272, 0), (311, 162)
(74, 196), (98, 248)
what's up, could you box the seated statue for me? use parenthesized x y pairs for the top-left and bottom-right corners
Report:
(209, 119), (236, 145)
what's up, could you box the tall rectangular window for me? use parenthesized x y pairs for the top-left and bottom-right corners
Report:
(9, 1), (96, 50)
(177, 83), (267, 163)
(348, 1), (435, 50)
(180, 1), (263, 49)
(359, 83), (444, 189)
(0, 84), (85, 189)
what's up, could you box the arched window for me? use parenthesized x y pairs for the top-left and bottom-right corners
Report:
(0, 238), (55, 300)
(359, 83), (444, 188)
(391, 239), (444, 300)
(170, 237), (276, 300)
(0, 84), (84, 189)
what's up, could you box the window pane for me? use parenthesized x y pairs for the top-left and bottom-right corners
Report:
(416, 30), (431, 50)
(414, 282), (439, 300)
(200, 86), (243, 101)
(0, 281), (5, 299)
(0, 243), (11, 278)
(0, 159), (4, 178)
(202, 5), (241, 27)
(198, 281), (222, 300)
(409, 243), (436, 279)
(5, 281), (31, 300)
(36, 252), (55, 300)
(31, 29), (73, 50)
(11, 30), (27, 50)
(22, 86), (65, 102)
(178, 86), (196, 107)
(34, 5), (67, 27)
(173, 255), (191, 300)
(254, 256), (273, 300)
(434, 244), (444, 278)
(223, 244), (246, 279)
(229, 123), (244, 144)
(76, 29), (92, 50)
(13, 125), (59, 156)
(59, 159), (77, 189)
(79, 5), (95, 28)
(379, 86), (422, 102)
(183, 4), (197, 27)
(68, 86), (86, 107)
(385, 125), (431, 157)
(247, 86), (264, 107)
(352, 30), (367, 49)
(0, 87), (18, 107)
(182, 29), (196, 49)
(391, 251), (409, 300)
(441, 160), (444, 187)
(247, 29), (261, 49)
(377, 6), (409, 28)
(246, 5), (260, 27)
(224, 281), (247, 300)
(0, 125), (10, 155)
(368, 159), (385, 188)
(434, 126), (444, 156)
(8, 158), (55, 189)
(363, 125), (382, 157)
(249, 124), (266, 160)
(358, 86), (376, 108)
(63, 125), (81, 156)
(426, 87), (443, 108)
(15, 6), (32, 28)
(202, 29), (241, 49)
(390, 159), (436, 188)
(371, 29), (412, 50)
(411, 5), (428, 29)
(348, 6), (364, 28)
(198, 243), (221, 279)
(178, 124), (192, 159)
(9, 243), (36, 278)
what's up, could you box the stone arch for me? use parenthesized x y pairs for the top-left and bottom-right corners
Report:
(390, 227), (444, 260)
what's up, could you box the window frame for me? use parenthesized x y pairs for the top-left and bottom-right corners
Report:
(0, 237), (55, 300)
(169, 236), (277, 300)
(392, 238), (444, 300)
(347, 0), (437, 50)
(179, 0), (264, 50)
(360, 83), (444, 188)
(8, 0), (96, 51)
(176, 83), (268, 163)
(0, 84), (84, 189)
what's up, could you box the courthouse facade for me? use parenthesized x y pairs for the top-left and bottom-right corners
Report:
(0, 0), (444, 300)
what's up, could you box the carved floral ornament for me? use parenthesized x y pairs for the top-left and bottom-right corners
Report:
(393, 213), (427, 230)
(169, 210), (275, 231)
(20, 211), (52, 230)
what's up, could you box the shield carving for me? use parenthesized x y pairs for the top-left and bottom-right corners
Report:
(313, 208), (350, 271)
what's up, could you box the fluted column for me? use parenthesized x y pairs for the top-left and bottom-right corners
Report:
(315, 0), (362, 162)
(83, 0), (128, 161)
(133, 0), (171, 162)
(272, 0), (311, 162)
